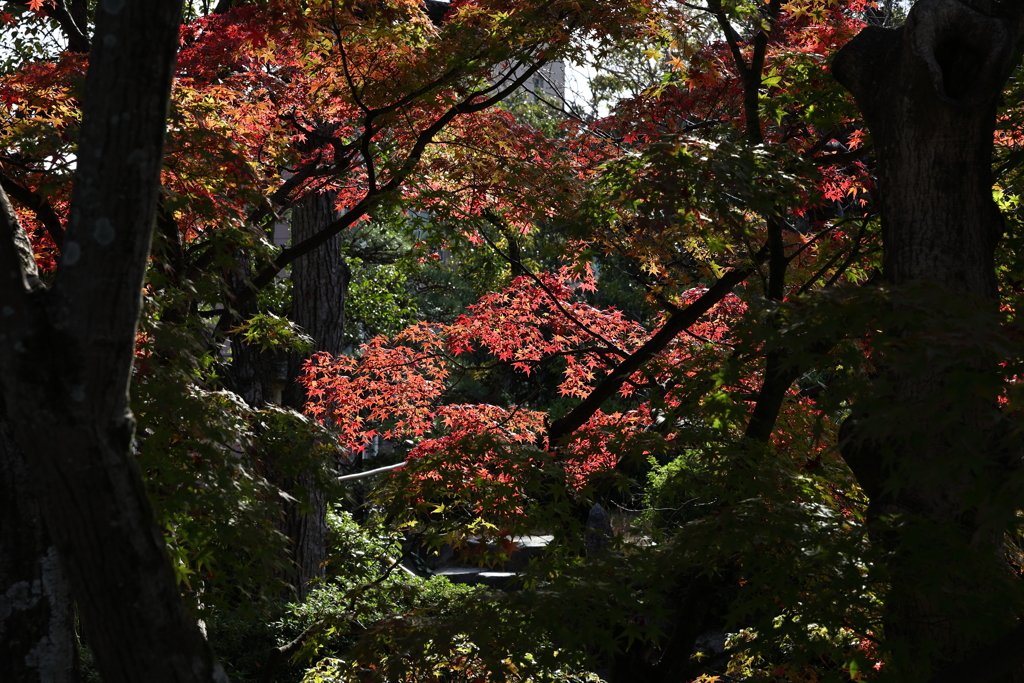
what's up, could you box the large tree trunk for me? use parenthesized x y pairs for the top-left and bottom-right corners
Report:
(0, 1), (227, 682)
(833, 1), (1024, 679)
(279, 190), (350, 598)
(0, 408), (77, 683)
(223, 190), (348, 597)
(0, 156), (77, 683)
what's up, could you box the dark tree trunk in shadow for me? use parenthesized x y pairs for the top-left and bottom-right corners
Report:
(608, 575), (714, 683)
(833, 1), (1024, 679)
(0, 1), (227, 681)
(224, 248), (282, 408)
(65, 0), (89, 36)
(222, 190), (348, 597)
(279, 190), (350, 598)
(0, 407), (77, 683)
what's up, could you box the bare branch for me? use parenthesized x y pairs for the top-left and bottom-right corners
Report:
(706, 0), (749, 80)
(17, 0), (92, 53)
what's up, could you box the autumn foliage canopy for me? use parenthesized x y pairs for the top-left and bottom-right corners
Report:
(6, 0), (1024, 681)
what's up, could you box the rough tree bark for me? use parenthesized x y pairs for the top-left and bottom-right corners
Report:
(224, 190), (348, 597)
(0, 408), (77, 683)
(0, 215), (76, 681)
(0, 0), (227, 681)
(280, 190), (351, 598)
(833, 0), (1024, 679)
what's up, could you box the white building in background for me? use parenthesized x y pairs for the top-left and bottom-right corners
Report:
(494, 58), (566, 104)
(426, 0), (566, 104)
(526, 60), (566, 103)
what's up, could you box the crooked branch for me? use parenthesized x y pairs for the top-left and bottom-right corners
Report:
(216, 57), (552, 337)
(547, 255), (763, 447)
(0, 172), (65, 248)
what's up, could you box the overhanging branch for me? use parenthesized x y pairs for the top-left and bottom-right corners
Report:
(217, 56), (552, 335)
(547, 257), (762, 446)
(0, 172), (65, 248)
(11, 0), (92, 53)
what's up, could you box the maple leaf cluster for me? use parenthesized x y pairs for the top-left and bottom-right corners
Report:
(300, 260), (751, 516)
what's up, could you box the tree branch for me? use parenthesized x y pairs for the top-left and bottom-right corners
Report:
(742, 212), (795, 443)
(0, 183), (35, 312)
(547, 256), (763, 447)
(706, 0), (748, 81)
(477, 215), (630, 359)
(0, 171), (65, 248)
(257, 619), (328, 683)
(337, 461), (406, 482)
(217, 57), (552, 336)
(50, 0), (90, 53)
(15, 0), (92, 53)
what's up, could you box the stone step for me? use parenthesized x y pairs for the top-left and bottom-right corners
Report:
(403, 534), (556, 589)
(413, 534), (554, 572)
(433, 567), (517, 589)
(463, 535), (553, 572)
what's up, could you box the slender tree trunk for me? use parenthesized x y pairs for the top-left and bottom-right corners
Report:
(0, 407), (77, 683)
(224, 258), (275, 408)
(834, 1), (1024, 679)
(744, 218), (794, 443)
(65, 0), (89, 35)
(279, 190), (350, 598)
(0, 1), (227, 681)
(223, 192), (348, 597)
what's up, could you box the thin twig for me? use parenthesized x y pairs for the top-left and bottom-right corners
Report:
(477, 214), (630, 359)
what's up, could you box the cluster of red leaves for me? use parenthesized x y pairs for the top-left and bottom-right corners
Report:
(3, 0), (656, 279)
(161, 0), (647, 249)
(0, 53), (86, 263)
(819, 162), (871, 205)
(770, 395), (837, 465)
(303, 321), (452, 448)
(9, 203), (60, 272)
(301, 262), (749, 509)
(449, 264), (649, 394)
(414, 108), (617, 232)
(301, 265), (651, 450)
